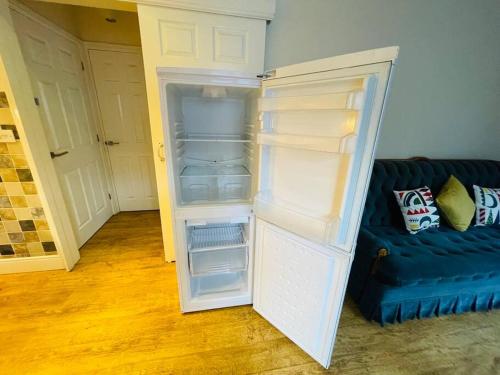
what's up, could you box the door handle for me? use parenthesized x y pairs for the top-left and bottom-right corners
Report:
(105, 140), (120, 146)
(50, 151), (69, 159)
(158, 143), (165, 162)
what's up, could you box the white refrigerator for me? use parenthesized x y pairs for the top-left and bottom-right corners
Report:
(159, 46), (398, 368)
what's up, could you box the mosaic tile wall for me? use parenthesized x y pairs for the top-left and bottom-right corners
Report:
(0, 91), (57, 258)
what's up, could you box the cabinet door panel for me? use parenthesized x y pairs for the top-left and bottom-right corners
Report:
(138, 5), (265, 74)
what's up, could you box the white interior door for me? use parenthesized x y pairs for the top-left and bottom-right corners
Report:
(89, 49), (159, 211)
(13, 11), (113, 247)
(253, 47), (398, 368)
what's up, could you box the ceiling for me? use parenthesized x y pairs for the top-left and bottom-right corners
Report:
(18, 0), (141, 46)
(27, 0), (136, 12)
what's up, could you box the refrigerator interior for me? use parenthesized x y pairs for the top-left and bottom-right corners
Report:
(165, 83), (259, 206)
(186, 217), (251, 300)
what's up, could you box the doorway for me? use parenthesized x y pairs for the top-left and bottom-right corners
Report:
(11, 0), (159, 247)
(88, 47), (158, 211)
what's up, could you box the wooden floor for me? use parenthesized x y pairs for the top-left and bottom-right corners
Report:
(1, 212), (499, 374)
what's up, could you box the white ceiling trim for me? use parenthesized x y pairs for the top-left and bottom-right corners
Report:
(126, 0), (275, 20)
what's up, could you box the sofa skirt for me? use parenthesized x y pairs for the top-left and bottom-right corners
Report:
(355, 277), (500, 325)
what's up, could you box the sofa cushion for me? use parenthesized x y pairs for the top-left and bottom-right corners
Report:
(362, 160), (500, 228)
(436, 175), (475, 231)
(393, 186), (440, 233)
(473, 185), (500, 225)
(364, 225), (500, 287)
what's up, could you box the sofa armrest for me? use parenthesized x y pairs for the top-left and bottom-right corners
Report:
(349, 227), (391, 300)
(357, 227), (390, 258)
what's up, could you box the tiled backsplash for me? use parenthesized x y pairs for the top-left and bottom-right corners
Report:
(0, 92), (57, 258)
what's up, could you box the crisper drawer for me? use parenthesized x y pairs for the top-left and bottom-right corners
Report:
(180, 175), (251, 203)
(187, 223), (249, 276)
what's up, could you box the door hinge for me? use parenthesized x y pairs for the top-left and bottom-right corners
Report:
(108, 193), (112, 200)
(34, 97), (40, 106)
(96, 133), (100, 142)
(257, 69), (276, 79)
(81, 61), (85, 71)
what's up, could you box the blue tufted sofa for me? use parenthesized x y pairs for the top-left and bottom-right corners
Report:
(348, 159), (500, 325)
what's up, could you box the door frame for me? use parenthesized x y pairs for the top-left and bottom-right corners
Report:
(2, 1), (81, 271)
(82, 42), (144, 214)
(7, 1), (117, 264)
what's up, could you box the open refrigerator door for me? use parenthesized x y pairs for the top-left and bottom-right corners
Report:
(252, 47), (398, 368)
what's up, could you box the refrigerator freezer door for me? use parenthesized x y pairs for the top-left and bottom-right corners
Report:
(253, 219), (349, 368)
(253, 47), (398, 368)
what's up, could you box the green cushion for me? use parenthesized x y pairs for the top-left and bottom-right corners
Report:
(436, 175), (475, 231)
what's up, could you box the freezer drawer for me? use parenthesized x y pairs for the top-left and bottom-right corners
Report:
(189, 246), (248, 276)
(191, 272), (247, 296)
(187, 223), (249, 276)
(177, 215), (254, 311)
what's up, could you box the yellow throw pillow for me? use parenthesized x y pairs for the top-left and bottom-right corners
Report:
(436, 175), (475, 231)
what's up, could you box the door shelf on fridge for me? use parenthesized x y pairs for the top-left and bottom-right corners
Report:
(258, 90), (364, 112)
(257, 132), (357, 153)
(188, 224), (249, 276)
(254, 191), (340, 246)
(177, 133), (251, 143)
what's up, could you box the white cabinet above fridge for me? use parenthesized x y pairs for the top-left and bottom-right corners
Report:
(159, 47), (399, 369)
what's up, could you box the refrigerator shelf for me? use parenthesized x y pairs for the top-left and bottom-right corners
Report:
(180, 165), (251, 178)
(177, 134), (251, 143)
(188, 224), (247, 252)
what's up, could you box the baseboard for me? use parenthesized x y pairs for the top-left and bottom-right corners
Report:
(0, 255), (65, 274)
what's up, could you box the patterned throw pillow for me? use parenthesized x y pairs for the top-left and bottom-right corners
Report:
(473, 185), (500, 225)
(394, 186), (440, 234)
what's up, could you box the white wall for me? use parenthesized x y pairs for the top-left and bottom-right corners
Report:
(265, 0), (500, 160)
